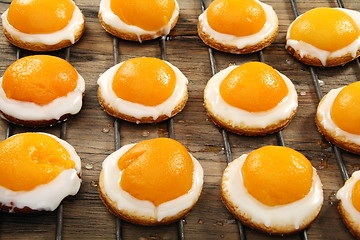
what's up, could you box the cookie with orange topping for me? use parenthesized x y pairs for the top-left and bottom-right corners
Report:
(198, 0), (278, 54)
(98, 138), (203, 225)
(204, 62), (298, 136)
(0, 132), (81, 213)
(221, 146), (323, 234)
(97, 57), (188, 123)
(1, 0), (85, 52)
(286, 7), (360, 67)
(336, 170), (360, 238)
(316, 81), (360, 154)
(98, 0), (179, 41)
(0, 55), (85, 127)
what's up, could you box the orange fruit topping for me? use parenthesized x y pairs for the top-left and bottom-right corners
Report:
(118, 138), (194, 206)
(207, 0), (266, 37)
(352, 180), (360, 212)
(330, 82), (360, 135)
(7, 0), (75, 34)
(112, 57), (176, 106)
(289, 8), (359, 52)
(241, 146), (313, 206)
(2, 55), (78, 105)
(0, 133), (75, 191)
(219, 62), (288, 112)
(110, 0), (175, 31)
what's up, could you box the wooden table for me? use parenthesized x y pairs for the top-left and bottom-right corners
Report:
(1, 0), (360, 239)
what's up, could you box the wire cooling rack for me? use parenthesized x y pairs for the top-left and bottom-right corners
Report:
(0, 0), (359, 239)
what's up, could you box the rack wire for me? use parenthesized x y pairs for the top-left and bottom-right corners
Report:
(4, 35), (73, 240)
(159, 35), (186, 240)
(198, 0), (360, 239)
(2, 0), (359, 239)
(55, 46), (71, 240)
(111, 36), (123, 240)
(111, 35), (185, 240)
(200, 0), (247, 239)
(257, 51), (308, 240)
(289, 0), (350, 183)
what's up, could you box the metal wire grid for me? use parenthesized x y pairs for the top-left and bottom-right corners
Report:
(56, 47), (71, 240)
(289, 0), (351, 183)
(200, 1), (305, 239)
(2, 0), (358, 239)
(111, 36), (185, 240)
(3, 13), (184, 240)
(201, 0), (356, 239)
(4, 46), (71, 240)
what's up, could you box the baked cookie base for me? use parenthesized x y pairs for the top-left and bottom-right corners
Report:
(338, 201), (360, 239)
(197, 21), (278, 54)
(315, 110), (360, 155)
(220, 171), (321, 235)
(0, 203), (37, 213)
(0, 111), (71, 128)
(98, 12), (178, 42)
(98, 171), (193, 226)
(3, 17), (85, 52)
(286, 45), (360, 67)
(98, 87), (188, 124)
(204, 98), (296, 136)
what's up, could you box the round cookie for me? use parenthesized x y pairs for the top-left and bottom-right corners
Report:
(0, 55), (85, 127)
(221, 146), (323, 235)
(315, 82), (360, 155)
(336, 171), (360, 239)
(0, 132), (81, 213)
(1, 0), (85, 52)
(98, 138), (204, 225)
(98, 0), (179, 41)
(198, 0), (278, 54)
(97, 57), (188, 124)
(286, 7), (360, 67)
(204, 62), (298, 136)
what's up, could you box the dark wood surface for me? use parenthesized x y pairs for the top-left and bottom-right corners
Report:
(1, 0), (360, 239)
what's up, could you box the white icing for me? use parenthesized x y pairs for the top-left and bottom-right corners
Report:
(0, 132), (82, 211)
(198, 0), (278, 48)
(1, 2), (84, 45)
(317, 87), (360, 145)
(0, 73), (85, 121)
(99, 0), (179, 41)
(336, 171), (360, 226)
(101, 142), (204, 221)
(223, 154), (323, 229)
(97, 60), (188, 121)
(204, 65), (298, 128)
(286, 8), (360, 66)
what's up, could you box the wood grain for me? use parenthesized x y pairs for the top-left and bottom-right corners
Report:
(0, 0), (360, 239)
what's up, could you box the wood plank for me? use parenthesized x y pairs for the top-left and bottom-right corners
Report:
(0, 0), (360, 239)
